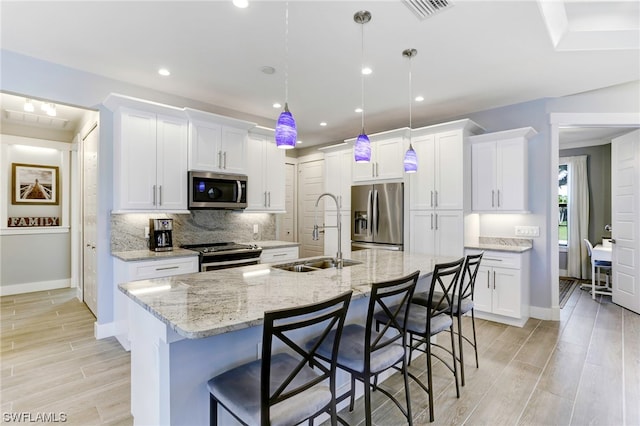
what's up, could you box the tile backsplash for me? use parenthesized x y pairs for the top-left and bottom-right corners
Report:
(111, 211), (275, 252)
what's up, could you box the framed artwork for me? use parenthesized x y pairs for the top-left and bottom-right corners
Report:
(11, 163), (59, 205)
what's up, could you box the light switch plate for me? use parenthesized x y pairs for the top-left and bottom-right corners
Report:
(515, 225), (540, 237)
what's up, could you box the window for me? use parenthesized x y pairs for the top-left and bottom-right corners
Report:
(559, 164), (568, 245)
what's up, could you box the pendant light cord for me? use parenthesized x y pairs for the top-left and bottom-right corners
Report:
(284, 1), (289, 110)
(360, 20), (365, 133)
(408, 53), (413, 147)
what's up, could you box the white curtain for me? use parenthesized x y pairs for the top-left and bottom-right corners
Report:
(561, 155), (590, 279)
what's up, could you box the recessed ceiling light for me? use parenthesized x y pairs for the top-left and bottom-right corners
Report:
(355, 107), (363, 113)
(273, 102), (282, 108)
(261, 66), (276, 75)
(320, 122), (327, 127)
(158, 68), (171, 76)
(233, 0), (249, 8)
(415, 95), (424, 102)
(361, 67), (372, 75)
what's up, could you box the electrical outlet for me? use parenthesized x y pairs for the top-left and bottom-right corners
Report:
(515, 226), (540, 237)
(253, 224), (259, 234)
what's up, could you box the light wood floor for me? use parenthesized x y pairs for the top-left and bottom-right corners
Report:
(1, 286), (638, 425)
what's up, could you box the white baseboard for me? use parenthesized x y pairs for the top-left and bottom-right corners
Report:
(94, 321), (117, 340)
(0, 279), (70, 296)
(530, 305), (559, 321)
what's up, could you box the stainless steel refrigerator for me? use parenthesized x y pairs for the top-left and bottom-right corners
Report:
(351, 183), (404, 251)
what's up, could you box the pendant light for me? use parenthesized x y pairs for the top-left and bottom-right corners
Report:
(275, 1), (297, 149)
(353, 10), (371, 163)
(403, 48), (418, 173)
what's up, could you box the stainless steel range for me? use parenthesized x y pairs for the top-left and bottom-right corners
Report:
(181, 242), (262, 272)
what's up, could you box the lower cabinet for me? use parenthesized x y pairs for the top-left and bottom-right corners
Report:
(467, 249), (530, 327)
(260, 246), (299, 263)
(113, 255), (198, 350)
(410, 210), (464, 257)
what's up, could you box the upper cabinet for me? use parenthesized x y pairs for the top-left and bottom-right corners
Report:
(245, 127), (285, 212)
(347, 129), (408, 182)
(469, 127), (537, 212)
(409, 119), (484, 211)
(184, 108), (255, 174)
(105, 95), (189, 212)
(322, 145), (352, 211)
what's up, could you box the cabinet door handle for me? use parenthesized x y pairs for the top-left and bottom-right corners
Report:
(159, 185), (162, 206)
(264, 191), (267, 207)
(491, 190), (495, 207)
(223, 151), (227, 169)
(487, 270), (490, 288)
(493, 270), (496, 289)
(268, 191), (271, 207)
(497, 189), (501, 207)
(485, 258), (503, 262)
(435, 190), (438, 207)
(218, 151), (222, 168)
(430, 191), (434, 208)
(435, 213), (438, 230)
(153, 185), (157, 206)
(156, 266), (180, 271)
(430, 213), (434, 230)
(273, 253), (287, 257)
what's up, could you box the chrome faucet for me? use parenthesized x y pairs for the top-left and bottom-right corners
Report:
(313, 193), (343, 269)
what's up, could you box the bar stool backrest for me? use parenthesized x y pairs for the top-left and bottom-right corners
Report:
(260, 291), (352, 424)
(426, 258), (465, 321)
(458, 253), (484, 307)
(365, 271), (420, 371)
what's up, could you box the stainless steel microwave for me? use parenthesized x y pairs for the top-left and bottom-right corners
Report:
(188, 171), (247, 209)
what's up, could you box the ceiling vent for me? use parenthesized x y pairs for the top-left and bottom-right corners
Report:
(402, 0), (454, 20)
(4, 109), (70, 129)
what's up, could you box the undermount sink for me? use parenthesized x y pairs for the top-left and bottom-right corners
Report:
(272, 257), (362, 273)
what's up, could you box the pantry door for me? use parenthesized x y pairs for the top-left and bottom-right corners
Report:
(611, 129), (640, 314)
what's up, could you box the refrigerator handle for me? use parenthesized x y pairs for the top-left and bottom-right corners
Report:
(373, 189), (379, 236)
(367, 190), (373, 237)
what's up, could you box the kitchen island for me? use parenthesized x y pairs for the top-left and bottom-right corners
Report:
(119, 249), (454, 425)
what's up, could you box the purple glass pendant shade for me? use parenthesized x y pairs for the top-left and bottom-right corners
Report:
(275, 103), (297, 149)
(404, 144), (418, 173)
(354, 133), (371, 163)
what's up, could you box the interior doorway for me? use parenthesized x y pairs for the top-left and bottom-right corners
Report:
(550, 113), (640, 318)
(296, 159), (324, 258)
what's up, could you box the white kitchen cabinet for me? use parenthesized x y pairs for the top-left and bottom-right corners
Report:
(470, 127), (537, 212)
(185, 108), (255, 174)
(409, 119), (483, 210)
(322, 147), (352, 211)
(349, 129), (407, 182)
(260, 246), (299, 263)
(466, 249), (530, 327)
(113, 106), (188, 212)
(113, 255), (198, 350)
(409, 210), (464, 257)
(246, 127), (285, 212)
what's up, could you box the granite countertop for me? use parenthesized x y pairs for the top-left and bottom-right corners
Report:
(112, 248), (199, 261)
(248, 240), (301, 249)
(118, 250), (454, 339)
(465, 236), (533, 253)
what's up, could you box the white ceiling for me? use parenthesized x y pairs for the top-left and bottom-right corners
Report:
(1, 0), (639, 148)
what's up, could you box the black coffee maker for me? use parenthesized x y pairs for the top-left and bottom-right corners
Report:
(149, 218), (173, 252)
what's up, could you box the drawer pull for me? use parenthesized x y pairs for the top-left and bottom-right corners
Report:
(485, 258), (503, 262)
(273, 253), (287, 257)
(156, 266), (180, 271)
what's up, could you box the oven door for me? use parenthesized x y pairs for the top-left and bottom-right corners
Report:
(201, 257), (260, 272)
